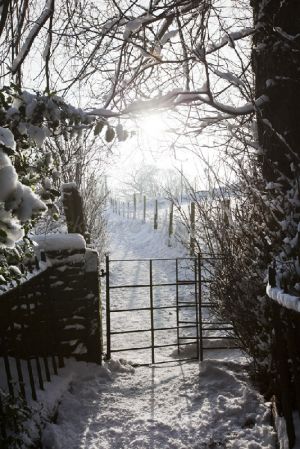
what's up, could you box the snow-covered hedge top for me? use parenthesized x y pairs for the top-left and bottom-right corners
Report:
(32, 234), (86, 252)
(266, 284), (300, 314)
(62, 182), (77, 191)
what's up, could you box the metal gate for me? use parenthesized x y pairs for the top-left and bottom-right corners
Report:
(104, 254), (237, 365)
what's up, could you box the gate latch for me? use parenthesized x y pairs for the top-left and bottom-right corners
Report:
(100, 269), (106, 277)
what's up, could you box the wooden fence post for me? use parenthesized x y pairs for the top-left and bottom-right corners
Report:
(62, 183), (89, 242)
(168, 201), (174, 246)
(154, 199), (158, 230)
(222, 199), (232, 227)
(133, 193), (137, 219)
(190, 201), (195, 255)
(143, 195), (146, 223)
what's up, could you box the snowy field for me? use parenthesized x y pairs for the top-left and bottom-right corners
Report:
(40, 211), (277, 449)
(113, 196), (191, 245)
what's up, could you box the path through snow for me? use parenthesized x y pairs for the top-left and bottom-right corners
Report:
(42, 212), (276, 449)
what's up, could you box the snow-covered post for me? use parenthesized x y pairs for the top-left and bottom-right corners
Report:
(133, 193), (137, 219)
(62, 183), (88, 241)
(168, 201), (174, 247)
(143, 195), (146, 223)
(154, 199), (158, 230)
(221, 199), (232, 227)
(190, 201), (196, 256)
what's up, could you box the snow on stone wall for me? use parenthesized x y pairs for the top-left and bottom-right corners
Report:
(0, 235), (102, 364)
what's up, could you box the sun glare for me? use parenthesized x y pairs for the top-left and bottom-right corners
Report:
(139, 113), (167, 139)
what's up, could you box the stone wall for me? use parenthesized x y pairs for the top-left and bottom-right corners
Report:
(0, 234), (102, 364)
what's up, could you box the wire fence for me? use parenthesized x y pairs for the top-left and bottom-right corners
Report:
(110, 195), (194, 251)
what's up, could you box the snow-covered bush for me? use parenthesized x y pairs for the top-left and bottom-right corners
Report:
(0, 84), (100, 284)
(171, 150), (300, 388)
(167, 164), (276, 383)
(33, 129), (110, 259)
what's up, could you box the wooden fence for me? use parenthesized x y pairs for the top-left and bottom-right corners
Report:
(110, 196), (196, 254)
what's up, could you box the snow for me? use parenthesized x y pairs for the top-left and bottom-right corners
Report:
(0, 209), (24, 248)
(0, 165), (18, 201)
(194, 27), (254, 57)
(8, 265), (22, 276)
(266, 283), (300, 313)
(0, 127), (16, 150)
(11, 0), (54, 73)
(39, 357), (275, 449)
(9, 183), (47, 222)
(32, 233), (86, 252)
(213, 69), (245, 87)
(28, 124), (50, 147)
(0, 146), (49, 246)
(36, 210), (276, 449)
(86, 107), (119, 117)
(161, 29), (178, 45)
(214, 94), (269, 116)
(125, 18), (143, 32)
(61, 182), (77, 191)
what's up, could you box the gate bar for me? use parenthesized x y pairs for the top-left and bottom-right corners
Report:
(194, 257), (200, 359)
(110, 304), (197, 313)
(175, 259), (180, 354)
(198, 253), (203, 361)
(106, 255), (111, 359)
(111, 325), (195, 335)
(110, 340), (197, 353)
(149, 260), (155, 364)
(109, 281), (195, 289)
(109, 254), (224, 262)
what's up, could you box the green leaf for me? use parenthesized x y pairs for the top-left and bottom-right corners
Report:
(105, 126), (115, 143)
(0, 229), (7, 238)
(49, 188), (60, 197)
(94, 120), (105, 136)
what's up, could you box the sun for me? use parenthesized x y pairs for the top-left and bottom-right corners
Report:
(138, 113), (167, 139)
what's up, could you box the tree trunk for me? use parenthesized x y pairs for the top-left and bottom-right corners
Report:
(251, 0), (300, 181)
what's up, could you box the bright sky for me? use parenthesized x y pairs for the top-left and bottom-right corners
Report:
(107, 111), (218, 195)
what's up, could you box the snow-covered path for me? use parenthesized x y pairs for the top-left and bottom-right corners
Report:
(42, 213), (276, 449)
(106, 212), (200, 364)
